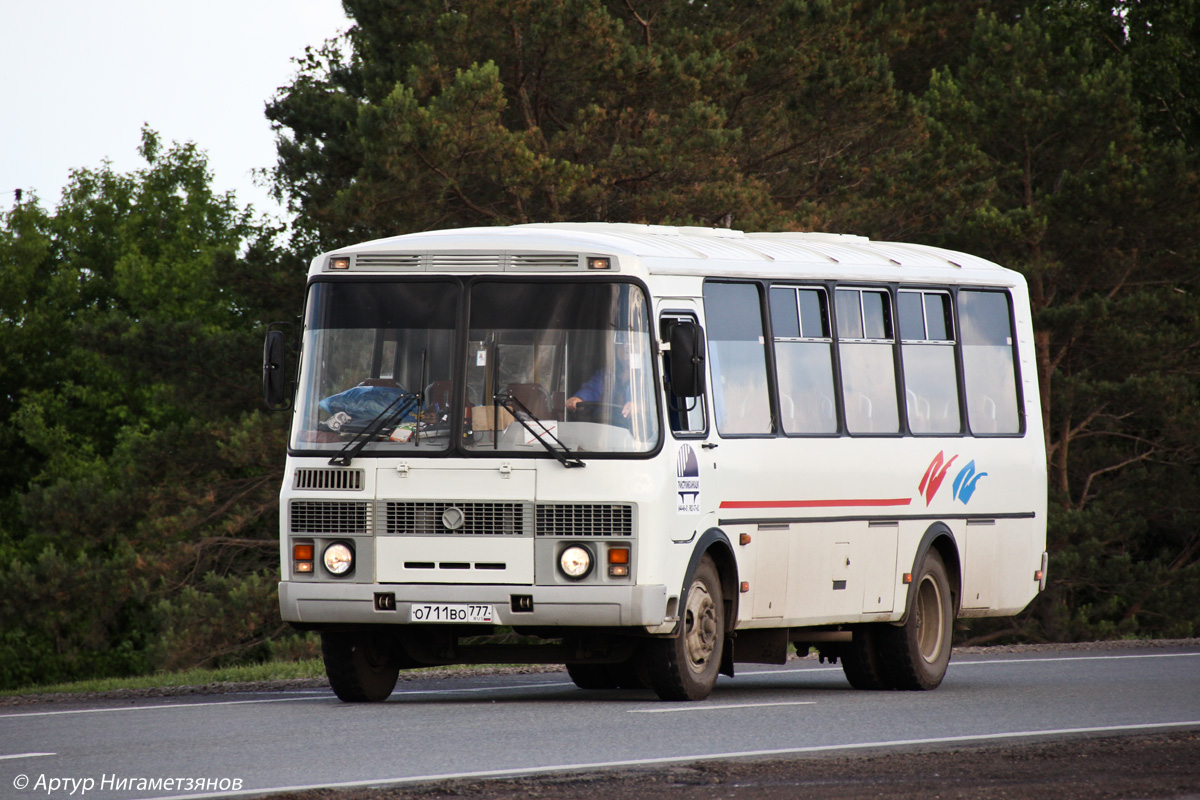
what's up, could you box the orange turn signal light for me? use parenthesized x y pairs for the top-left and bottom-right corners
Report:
(607, 547), (630, 577)
(294, 542), (315, 575)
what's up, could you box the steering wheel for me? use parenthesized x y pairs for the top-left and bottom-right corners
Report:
(568, 401), (627, 424)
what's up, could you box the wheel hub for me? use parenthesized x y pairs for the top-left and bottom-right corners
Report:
(684, 583), (718, 673)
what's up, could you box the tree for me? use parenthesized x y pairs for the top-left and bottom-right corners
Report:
(0, 130), (308, 689)
(266, 0), (923, 248)
(917, 9), (1200, 641)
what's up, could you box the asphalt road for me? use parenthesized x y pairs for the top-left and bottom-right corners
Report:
(2, 643), (1199, 800)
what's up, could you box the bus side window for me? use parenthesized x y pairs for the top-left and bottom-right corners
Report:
(836, 288), (900, 434)
(899, 290), (962, 434)
(660, 313), (708, 436)
(703, 282), (773, 435)
(769, 286), (837, 434)
(959, 290), (1021, 435)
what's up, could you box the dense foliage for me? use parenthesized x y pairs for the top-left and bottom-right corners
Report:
(1, 0), (1197, 689)
(0, 131), (313, 688)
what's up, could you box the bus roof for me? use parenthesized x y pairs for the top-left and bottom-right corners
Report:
(320, 223), (1017, 284)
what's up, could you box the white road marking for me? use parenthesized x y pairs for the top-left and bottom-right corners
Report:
(629, 701), (816, 714)
(746, 650), (1200, 677)
(392, 681), (566, 697)
(140, 719), (1200, 800)
(0, 680), (570, 719)
(952, 652), (1200, 667)
(0, 697), (324, 719)
(0, 752), (55, 760)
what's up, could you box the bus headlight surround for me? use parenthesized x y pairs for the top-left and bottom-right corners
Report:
(323, 542), (355, 576)
(559, 545), (593, 580)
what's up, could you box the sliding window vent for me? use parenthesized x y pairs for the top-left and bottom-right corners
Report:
(510, 254), (581, 271)
(354, 254), (421, 271)
(332, 251), (599, 273)
(428, 253), (504, 272)
(294, 468), (364, 491)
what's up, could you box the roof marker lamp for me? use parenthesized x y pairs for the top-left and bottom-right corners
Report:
(587, 257), (611, 270)
(323, 542), (354, 576)
(329, 256), (350, 270)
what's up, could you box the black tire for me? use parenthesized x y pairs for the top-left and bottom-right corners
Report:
(878, 548), (953, 690)
(322, 630), (400, 702)
(644, 555), (724, 701)
(566, 663), (618, 690)
(611, 653), (651, 690)
(840, 624), (895, 690)
(566, 652), (648, 690)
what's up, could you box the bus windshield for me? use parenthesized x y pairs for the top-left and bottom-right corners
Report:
(464, 281), (659, 456)
(290, 279), (660, 458)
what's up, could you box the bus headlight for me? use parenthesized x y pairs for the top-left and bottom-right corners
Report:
(323, 542), (354, 575)
(559, 546), (593, 580)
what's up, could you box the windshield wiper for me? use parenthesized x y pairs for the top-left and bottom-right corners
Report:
(328, 392), (420, 467)
(497, 391), (585, 468)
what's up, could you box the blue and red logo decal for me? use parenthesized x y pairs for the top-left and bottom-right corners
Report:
(919, 450), (987, 506)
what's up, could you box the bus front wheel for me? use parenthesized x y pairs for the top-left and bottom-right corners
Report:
(879, 548), (953, 690)
(321, 630), (400, 702)
(566, 657), (647, 691)
(644, 555), (724, 701)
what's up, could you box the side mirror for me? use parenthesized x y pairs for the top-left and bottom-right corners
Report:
(263, 329), (289, 409)
(668, 321), (706, 398)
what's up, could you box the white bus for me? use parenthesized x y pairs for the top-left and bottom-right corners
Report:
(263, 223), (1047, 702)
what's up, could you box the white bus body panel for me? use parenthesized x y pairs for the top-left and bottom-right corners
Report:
(281, 223), (1047, 634)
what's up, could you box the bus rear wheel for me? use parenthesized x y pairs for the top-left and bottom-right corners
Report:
(878, 548), (953, 690)
(321, 630), (400, 702)
(644, 555), (724, 701)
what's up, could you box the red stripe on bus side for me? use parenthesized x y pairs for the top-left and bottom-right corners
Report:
(718, 498), (914, 509)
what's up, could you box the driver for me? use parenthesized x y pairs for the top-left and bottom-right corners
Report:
(565, 344), (633, 419)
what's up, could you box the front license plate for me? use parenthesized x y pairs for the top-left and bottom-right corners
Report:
(410, 603), (494, 623)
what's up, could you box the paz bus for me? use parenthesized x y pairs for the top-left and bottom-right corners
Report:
(262, 223), (1047, 702)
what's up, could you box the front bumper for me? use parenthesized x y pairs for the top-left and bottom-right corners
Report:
(279, 580), (669, 628)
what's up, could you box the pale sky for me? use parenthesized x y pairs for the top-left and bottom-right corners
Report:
(1, 1), (351, 219)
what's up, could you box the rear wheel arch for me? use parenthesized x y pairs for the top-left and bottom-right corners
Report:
(905, 522), (961, 621)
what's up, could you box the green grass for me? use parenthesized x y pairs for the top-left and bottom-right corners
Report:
(2, 657), (544, 698)
(2, 659), (328, 698)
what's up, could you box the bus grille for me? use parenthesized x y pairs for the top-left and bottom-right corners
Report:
(382, 501), (530, 536)
(293, 468), (363, 491)
(536, 504), (634, 537)
(290, 500), (371, 534)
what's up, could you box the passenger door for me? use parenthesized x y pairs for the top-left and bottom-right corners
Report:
(659, 305), (717, 543)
